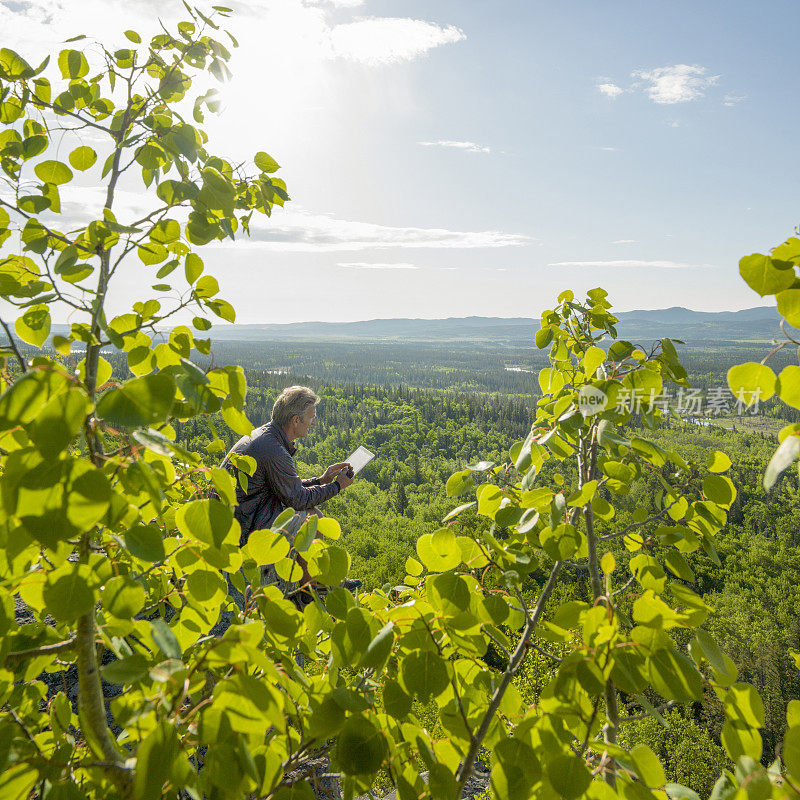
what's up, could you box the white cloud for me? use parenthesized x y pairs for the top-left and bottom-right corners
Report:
(598, 64), (725, 106)
(314, 0), (364, 6)
(234, 208), (533, 252)
(549, 260), (712, 269)
(330, 17), (465, 65)
(418, 140), (491, 154)
(597, 82), (624, 99)
(598, 146), (619, 151)
(633, 64), (719, 104)
(611, 239), (637, 244)
(336, 268), (419, 269)
(724, 92), (747, 107)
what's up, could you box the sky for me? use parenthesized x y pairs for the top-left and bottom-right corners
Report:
(3, 0), (799, 323)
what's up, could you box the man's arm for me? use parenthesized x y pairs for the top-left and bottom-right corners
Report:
(265, 448), (341, 510)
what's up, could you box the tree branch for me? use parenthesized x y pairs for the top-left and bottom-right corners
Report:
(0, 318), (27, 373)
(454, 560), (563, 793)
(5, 638), (75, 664)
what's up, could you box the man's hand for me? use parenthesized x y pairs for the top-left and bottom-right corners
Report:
(321, 462), (351, 484)
(334, 469), (354, 490)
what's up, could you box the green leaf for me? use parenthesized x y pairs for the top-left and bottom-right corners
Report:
(445, 469), (473, 497)
(664, 551), (694, 582)
(254, 151), (280, 172)
(317, 517), (341, 539)
(401, 649), (448, 702)
(246, 529), (290, 564)
(541, 523), (582, 561)
(221, 403), (252, 436)
(721, 720), (762, 762)
(546, 754), (591, 799)
(336, 716), (387, 775)
(725, 683), (765, 728)
(647, 649), (703, 702)
(665, 784), (701, 800)
(43, 571), (94, 622)
(133, 720), (180, 800)
(702, 474), (736, 507)
(382, 679), (412, 719)
(629, 743), (666, 787)
(34, 159), (73, 185)
(307, 543), (351, 586)
(358, 622), (394, 669)
(14, 305), (50, 348)
(778, 365), (800, 409)
(67, 464), (111, 530)
(727, 362), (776, 405)
(58, 49), (89, 78)
(492, 738), (540, 800)
(777, 288), (800, 327)
(102, 653), (149, 684)
(0, 48), (34, 79)
(185, 569), (227, 604)
(124, 30), (142, 43)
(176, 499), (238, 548)
(68, 146), (97, 171)
(102, 576), (145, 619)
(185, 253), (203, 283)
(535, 326), (553, 349)
(706, 451), (731, 473)
(96, 372), (176, 428)
(739, 253), (795, 296)
(0, 765), (38, 800)
(124, 524), (166, 562)
(764, 435), (799, 490)
(581, 345), (605, 377)
(151, 618), (182, 659)
(0, 368), (70, 431)
(195, 274), (220, 298)
(29, 386), (89, 459)
(416, 528), (460, 572)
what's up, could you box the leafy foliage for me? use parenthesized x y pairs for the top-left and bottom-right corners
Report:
(0, 5), (797, 798)
(730, 235), (800, 490)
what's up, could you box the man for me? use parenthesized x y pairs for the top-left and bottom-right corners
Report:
(224, 385), (354, 545)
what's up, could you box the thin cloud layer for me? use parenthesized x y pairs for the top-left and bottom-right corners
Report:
(549, 260), (711, 269)
(239, 209), (532, 252)
(336, 268), (419, 269)
(330, 17), (465, 65)
(418, 140), (491, 154)
(597, 64), (722, 105)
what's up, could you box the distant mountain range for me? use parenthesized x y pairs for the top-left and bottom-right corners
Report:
(202, 306), (785, 343)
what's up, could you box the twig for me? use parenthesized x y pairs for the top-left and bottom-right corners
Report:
(5, 638), (76, 664)
(530, 643), (562, 663)
(0, 318), (27, 373)
(599, 500), (677, 541)
(617, 700), (676, 723)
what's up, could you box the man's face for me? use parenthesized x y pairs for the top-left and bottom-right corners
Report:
(295, 406), (316, 438)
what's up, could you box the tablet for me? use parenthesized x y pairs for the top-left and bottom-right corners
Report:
(347, 445), (375, 475)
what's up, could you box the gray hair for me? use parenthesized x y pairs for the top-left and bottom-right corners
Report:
(271, 385), (320, 427)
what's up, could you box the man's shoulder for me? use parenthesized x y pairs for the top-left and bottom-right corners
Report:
(243, 422), (289, 457)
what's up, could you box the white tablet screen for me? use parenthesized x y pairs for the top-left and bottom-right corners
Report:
(347, 446), (375, 475)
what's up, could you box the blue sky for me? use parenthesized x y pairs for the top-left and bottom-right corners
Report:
(4, 0), (798, 322)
